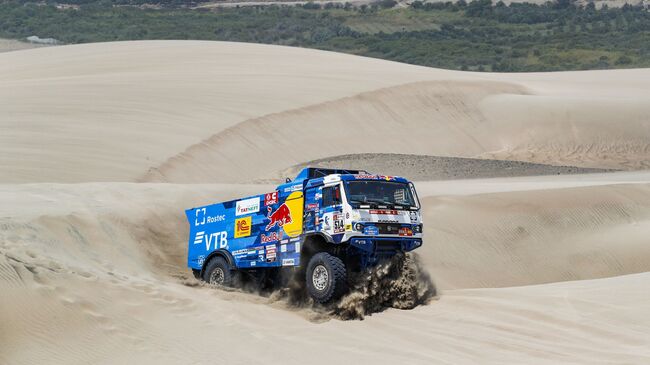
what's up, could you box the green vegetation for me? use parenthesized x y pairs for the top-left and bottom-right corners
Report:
(1, 0), (648, 71)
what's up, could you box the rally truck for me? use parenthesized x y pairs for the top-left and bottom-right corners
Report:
(186, 168), (423, 303)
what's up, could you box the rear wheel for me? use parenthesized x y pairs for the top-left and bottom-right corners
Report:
(203, 257), (234, 286)
(306, 252), (348, 304)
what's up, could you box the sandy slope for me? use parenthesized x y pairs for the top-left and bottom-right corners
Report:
(2, 177), (650, 364)
(1, 41), (650, 364)
(1, 41), (649, 183)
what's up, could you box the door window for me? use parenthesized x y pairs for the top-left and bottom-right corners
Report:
(322, 185), (342, 207)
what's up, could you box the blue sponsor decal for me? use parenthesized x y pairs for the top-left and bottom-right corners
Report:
(363, 225), (379, 235)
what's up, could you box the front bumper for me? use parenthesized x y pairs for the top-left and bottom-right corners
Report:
(348, 236), (422, 255)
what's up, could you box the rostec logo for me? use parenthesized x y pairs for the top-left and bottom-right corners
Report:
(236, 197), (260, 216)
(264, 191), (278, 206)
(207, 215), (226, 223)
(194, 208), (225, 226)
(194, 230), (228, 251)
(235, 216), (252, 238)
(195, 208), (206, 226)
(266, 204), (292, 231)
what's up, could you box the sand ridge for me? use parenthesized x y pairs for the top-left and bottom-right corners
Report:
(1, 42), (649, 183)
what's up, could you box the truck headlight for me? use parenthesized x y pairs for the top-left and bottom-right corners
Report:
(413, 224), (422, 233)
(354, 223), (364, 231)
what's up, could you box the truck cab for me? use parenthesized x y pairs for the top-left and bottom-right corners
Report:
(186, 167), (423, 303)
(298, 168), (423, 267)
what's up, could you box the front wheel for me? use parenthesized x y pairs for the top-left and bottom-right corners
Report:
(203, 257), (234, 286)
(305, 252), (348, 304)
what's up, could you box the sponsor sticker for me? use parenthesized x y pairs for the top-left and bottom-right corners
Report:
(236, 197), (260, 216)
(378, 175), (396, 181)
(202, 231), (228, 251)
(282, 258), (295, 266)
(370, 210), (398, 215)
(193, 231), (205, 245)
(261, 232), (282, 243)
(264, 191), (278, 206)
(232, 248), (258, 258)
(206, 215), (226, 223)
(353, 174), (377, 180)
(265, 245), (277, 261)
(409, 211), (418, 223)
(363, 226), (379, 235)
(266, 203), (292, 231)
(194, 208), (206, 226)
(283, 185), (303, 193)
(234, 216), (252, 238)
(333, 214), (344, 233)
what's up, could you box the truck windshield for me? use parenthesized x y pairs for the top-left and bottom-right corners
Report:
(345, 181), (417, 208)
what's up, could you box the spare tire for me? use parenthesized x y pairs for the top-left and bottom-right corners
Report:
(306, 252), (348, 304)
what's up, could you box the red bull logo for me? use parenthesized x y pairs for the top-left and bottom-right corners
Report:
(261, 232), (281, 243)
(266, 204), (292, 231)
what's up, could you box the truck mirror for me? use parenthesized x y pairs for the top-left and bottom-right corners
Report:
(286, 177), (292, 183)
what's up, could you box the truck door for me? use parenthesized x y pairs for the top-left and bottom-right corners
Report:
(303, 186), (319, 232)
(320, 183), (345, 241)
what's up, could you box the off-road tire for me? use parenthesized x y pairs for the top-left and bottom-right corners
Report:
(306, 252), (348, 304)
(203, 257), (234, 287)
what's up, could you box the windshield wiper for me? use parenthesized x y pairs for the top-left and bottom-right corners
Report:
(348, 199), (366, 205)
(365, 198), (395, 206)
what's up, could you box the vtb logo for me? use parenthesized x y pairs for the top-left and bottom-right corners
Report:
(235, 216), (252, 238)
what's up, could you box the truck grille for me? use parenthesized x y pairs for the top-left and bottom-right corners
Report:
(375, 223), (402, 235)
(375, 240), (403, 253)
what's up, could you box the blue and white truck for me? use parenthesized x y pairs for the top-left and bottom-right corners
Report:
(186, 168), (423, 303)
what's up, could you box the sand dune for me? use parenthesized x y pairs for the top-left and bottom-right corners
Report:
(1, 41), (649, 364)
(1, 42), (649, 183)
(144, 76), (650, 182)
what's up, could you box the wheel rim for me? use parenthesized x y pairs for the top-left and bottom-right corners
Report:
(209, 268), (225, 285)
(312, 265), (329, 291)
